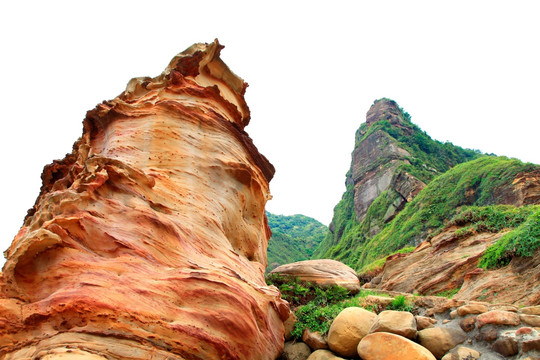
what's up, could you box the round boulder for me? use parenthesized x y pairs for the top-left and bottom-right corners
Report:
(357, 332), (436, 360)
(327, 307), (377, 358)
(369, 310), (417, 339)
(418, 327), (468, 359)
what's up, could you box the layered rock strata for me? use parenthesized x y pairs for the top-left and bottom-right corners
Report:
(371, 226), (540, 306)
(0, 40), (288, 359)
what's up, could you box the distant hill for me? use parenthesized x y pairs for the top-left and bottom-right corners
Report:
(266, 212), (327, 272)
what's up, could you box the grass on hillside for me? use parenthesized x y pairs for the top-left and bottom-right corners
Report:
(353, 156), (539, 270)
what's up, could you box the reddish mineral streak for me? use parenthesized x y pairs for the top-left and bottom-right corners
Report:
(0, 40), (289, 360)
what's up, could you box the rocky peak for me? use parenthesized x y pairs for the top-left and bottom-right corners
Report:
(366, 98), (407, 127)
(314, 99), (481, 271)
(348, 99), (423, 225)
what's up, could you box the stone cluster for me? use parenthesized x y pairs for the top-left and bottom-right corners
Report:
(280, 294), (540, 360)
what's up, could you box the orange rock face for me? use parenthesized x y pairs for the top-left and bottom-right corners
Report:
(0, 40), (288, 359)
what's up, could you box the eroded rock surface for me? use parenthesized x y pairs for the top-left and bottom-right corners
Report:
(373, 225), (540, 306)
(0, 40), (288, 359)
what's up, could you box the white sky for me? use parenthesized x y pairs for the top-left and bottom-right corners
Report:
(1, 1), (539, 266)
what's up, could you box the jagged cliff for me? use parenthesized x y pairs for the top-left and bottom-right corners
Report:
(0, 40), (289, 359)
(313, 99), (480, 270)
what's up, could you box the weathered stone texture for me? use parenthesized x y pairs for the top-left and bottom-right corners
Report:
(0, 40), (288, 360)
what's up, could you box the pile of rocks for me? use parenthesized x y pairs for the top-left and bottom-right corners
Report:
(280, 296), (540, 360)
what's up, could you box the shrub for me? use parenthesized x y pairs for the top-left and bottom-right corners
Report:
(388, 295), (413, 312)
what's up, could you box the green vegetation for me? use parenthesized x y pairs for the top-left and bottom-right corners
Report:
(266, 212), (327, 272)
(435, 288), (460, 299)
(358, 246), (416, 278)
(266, 274), (393, 339)
(265, 273), (349, 307)
(292, 297), (362, 339)
(388, 295), (413, 312)
(357, 157), (539, 269)
(479, 207), (540, 268)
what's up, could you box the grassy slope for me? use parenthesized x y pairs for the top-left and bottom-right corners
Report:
(357, 156), (539, 271)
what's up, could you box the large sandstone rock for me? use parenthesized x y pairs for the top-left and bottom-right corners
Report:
(306, 350), (345, 360)
(327, 307), (377, 358)
(456, 304), (488, 317)
(0, 40), (288, 359)
(369, 310), (417, 339)
(271, 259), (360, 293)
(418, 327), (468, 359)
(476, 310), (521, 328)
(357, 332), (436, 360)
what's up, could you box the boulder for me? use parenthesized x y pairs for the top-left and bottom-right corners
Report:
(459, 316), (476, 332)
(357, 332), (436, 360)
(306, 350), (345, 360)
(271, 260), (360, 293)
(476, 310), (521, 328)
(418, 327), (468, 359)
(369, 310), (417, 339)
(282, 342), (312, 360)
(522, 338), (540, 352)
(516, 327), (534, 335)
(456, 304), (488, 317)
(477, 325), (499, 342)
(302, 329), (328, 350)
(440, 346), (480, 360)
(492, 336), (518, 357)
(416, 316), (437, 330)
(521, 305), (540, 316)
(327, 307), (377, 358)
(520, 314), (540, 327)
(489, 304), (518, 312)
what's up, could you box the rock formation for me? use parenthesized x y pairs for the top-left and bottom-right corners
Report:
(270, 260), (360, 293)
(373, 225), (540, 306)
(0, 40), (289, 359)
